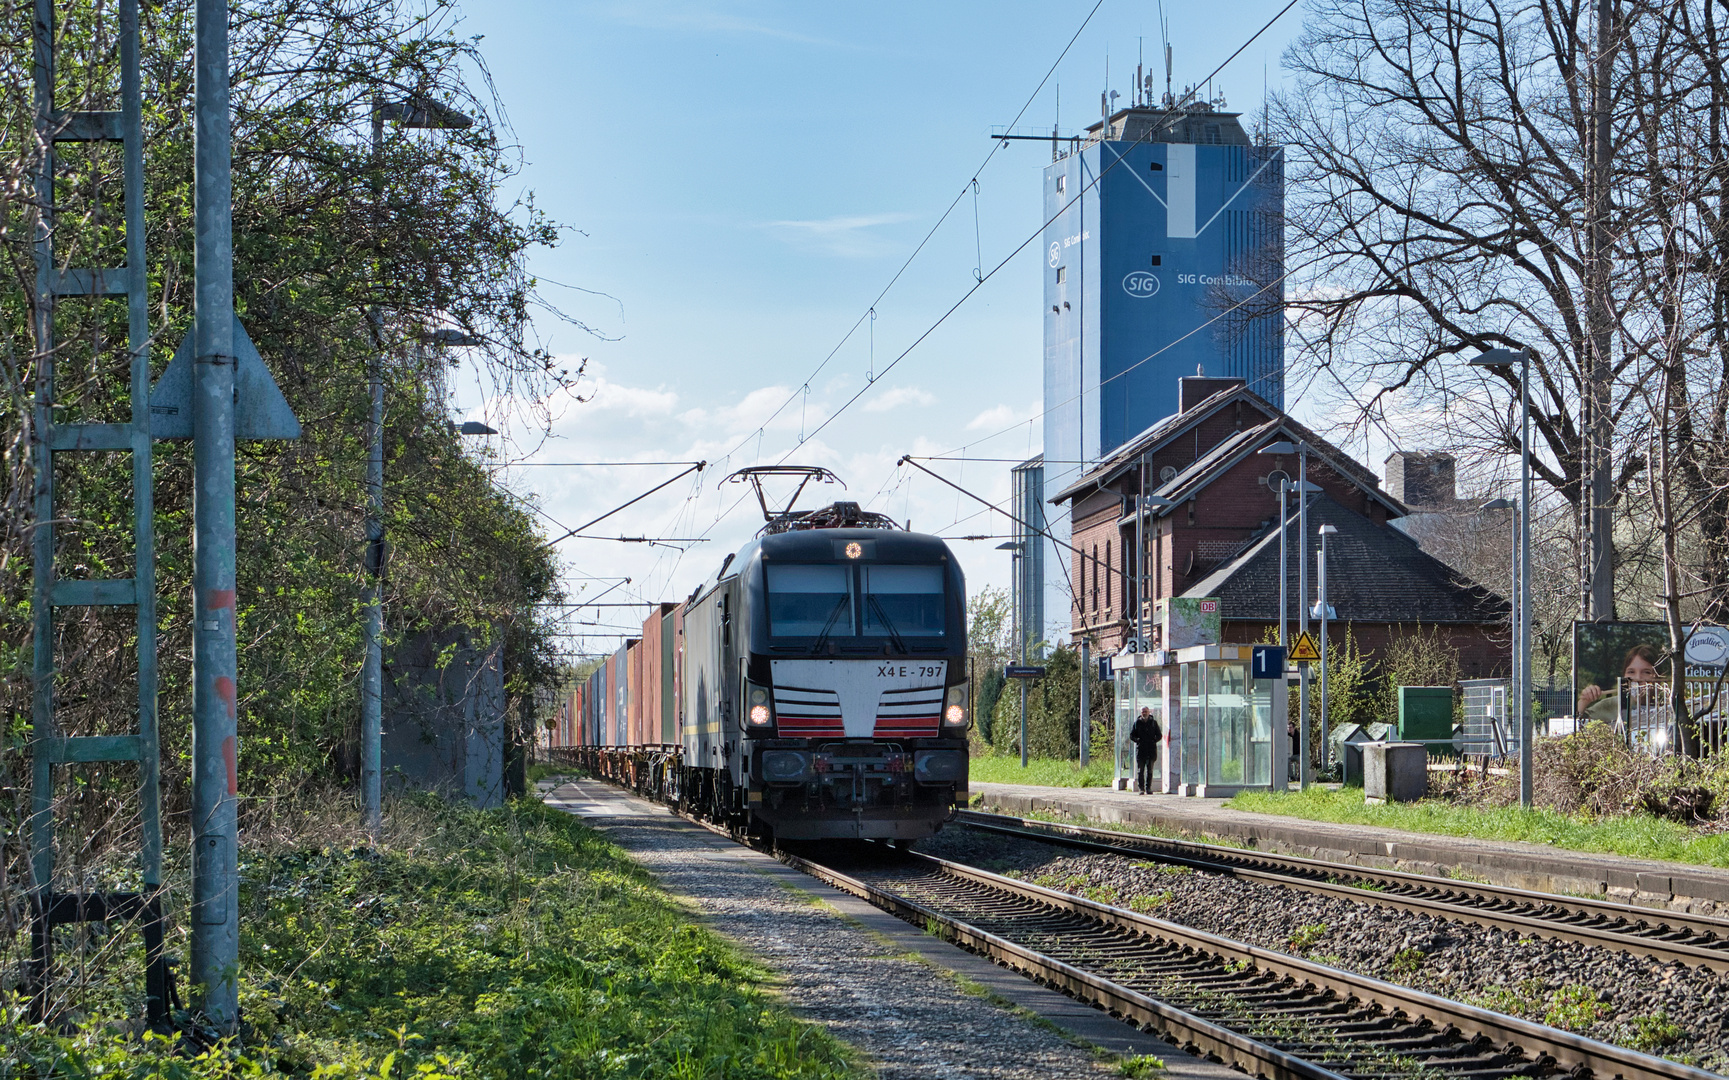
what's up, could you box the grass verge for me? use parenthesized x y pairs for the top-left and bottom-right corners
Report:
(3, 794), (861, 1079)
(1227, 786), (1729, 868)
(969, 756), (1116, 788)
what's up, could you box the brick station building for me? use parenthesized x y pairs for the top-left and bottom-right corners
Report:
(1049, 376), (1508, 676)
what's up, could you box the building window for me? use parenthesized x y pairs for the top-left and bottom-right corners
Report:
(1104, 541), (1113, 615)
(1149, 161), (1163, 172)
(1078, 547), (1086, 612)
(1121, 540), (1131, 613)
(1149, 255), (1162, 267)
(1205, 124), (1221, 144)
(1090, 545), (1099, 614)
(1056, 174), (1066, 193)
(1056, 265), (1066, 284)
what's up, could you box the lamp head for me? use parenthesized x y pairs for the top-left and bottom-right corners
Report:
(377, 96), (475, 130)
(1480, 498), (1514, 511)
(1468, 347), (1528, 369)
(1318, 524), (1338, 535)
(428, 328), (483, 347)
(1259, 440), (1297, 455)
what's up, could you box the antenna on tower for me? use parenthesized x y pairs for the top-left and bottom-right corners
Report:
(1103, 52), (1110, 120)
(1137, 37), (1144, 107)
(1158, 0), (1174, 107)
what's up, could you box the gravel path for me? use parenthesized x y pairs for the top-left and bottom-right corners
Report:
(919, 825), (1729, 1072)
(545, 783), (1124, 1080)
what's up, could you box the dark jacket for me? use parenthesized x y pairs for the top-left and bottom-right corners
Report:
(1129, 714), (1162, 750)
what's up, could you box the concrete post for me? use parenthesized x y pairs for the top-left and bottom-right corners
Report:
(1519, 350), (1533, 806)
(362, 103), (386, 838)
(1078, 637), (1090, 766)
(191, 0), (240, 1028)
(1297, 447), (1311, 789)
(1317, 525), (1335, 767)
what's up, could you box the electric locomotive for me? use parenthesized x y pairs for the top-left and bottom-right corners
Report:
(679, 474), (969, 840)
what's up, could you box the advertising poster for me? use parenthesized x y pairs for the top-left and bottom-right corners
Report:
(1572, 621), (1729, 720)
(1159, 597), (1222, 650)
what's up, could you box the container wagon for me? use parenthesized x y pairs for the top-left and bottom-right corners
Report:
(554, 476), (970, 841)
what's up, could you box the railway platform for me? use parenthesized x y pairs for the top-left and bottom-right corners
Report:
(540, 776), (1239, 1080)
(973, 781), (1729, 914)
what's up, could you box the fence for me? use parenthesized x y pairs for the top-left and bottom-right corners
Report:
(1623, 679), (1729, 757)
(1460, 679), (1518, 759)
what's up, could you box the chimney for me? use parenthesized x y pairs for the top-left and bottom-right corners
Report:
(1178, 375), (1245, 413)
(1383, 451), (1456, 508)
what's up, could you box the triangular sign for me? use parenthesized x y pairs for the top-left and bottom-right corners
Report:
(1289, 631), (1321, 663)
(148, 313), (301, 440)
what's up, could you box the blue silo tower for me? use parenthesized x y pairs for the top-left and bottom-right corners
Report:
(1032, 102), (1285, 644)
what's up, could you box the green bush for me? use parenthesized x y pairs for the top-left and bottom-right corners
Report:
(1, 797), (861, 1079)
(988, 645), (1113, 760)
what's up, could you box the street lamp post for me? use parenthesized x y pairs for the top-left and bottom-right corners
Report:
(1470, 348), (1534, 808)
(1260, 440), (1317, 787)
(1482, 495), (1518, 759)
(363, 95), (475, 838)
(997, 540), (1027, 768)
(1315, 524), (1338, 763)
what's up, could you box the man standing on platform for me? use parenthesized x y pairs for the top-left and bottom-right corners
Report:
(1130, 707), (1162, 794)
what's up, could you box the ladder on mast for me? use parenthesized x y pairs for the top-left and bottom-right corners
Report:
(28, 0), (174, 1026)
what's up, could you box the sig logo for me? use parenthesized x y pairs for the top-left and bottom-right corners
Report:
(1122, 270), (1161, 298)
(1049, 241), (1062, 268)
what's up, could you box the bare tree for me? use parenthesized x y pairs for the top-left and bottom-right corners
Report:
(1273, 0), (1630, 609)
(1276, 0), (1729, 639)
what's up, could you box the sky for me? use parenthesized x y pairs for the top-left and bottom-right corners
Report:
(445, 1), (1310, 659)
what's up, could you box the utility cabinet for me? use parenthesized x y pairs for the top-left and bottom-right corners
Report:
(1397, 686), (1455, 749)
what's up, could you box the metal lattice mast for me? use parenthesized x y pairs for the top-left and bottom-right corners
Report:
(28, 0), (171, 1027)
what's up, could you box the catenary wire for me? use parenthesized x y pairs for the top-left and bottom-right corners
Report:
(708, 0), (1113, 470)
(772, 0), (1302, 466)
(596, 1), (1302, 599)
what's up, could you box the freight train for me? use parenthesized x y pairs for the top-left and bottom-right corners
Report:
(546, 470), (970, 841)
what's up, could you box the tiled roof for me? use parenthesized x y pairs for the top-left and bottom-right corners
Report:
(1181, 493), (1506, 625)
(1050, 385), (1398, 515)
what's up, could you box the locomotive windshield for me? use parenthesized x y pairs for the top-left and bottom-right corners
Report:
(859, 565), (945, 637)
(766, 562), (949, 640)
(764, 564), (852, 636)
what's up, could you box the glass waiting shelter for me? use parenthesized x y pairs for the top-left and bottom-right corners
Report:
(1113, 645), (1288, 797)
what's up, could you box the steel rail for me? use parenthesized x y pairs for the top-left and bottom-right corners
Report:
(549, 771), (1720, 1080)
(955, 810), (1729, 973)
(790, 847), (1721, 1080)
(783, 848), (1353, 1080)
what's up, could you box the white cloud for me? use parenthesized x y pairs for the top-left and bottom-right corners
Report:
(764, 212), (914, 257)
(596, 2), (848, 48)
(862, 385), (935, 412)
(466, 364), (1028, 661)
(965, 403), (1019, 431)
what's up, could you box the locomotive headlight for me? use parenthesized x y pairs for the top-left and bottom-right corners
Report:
(942, 684), (970, 729)
(745, 684), (773, 729)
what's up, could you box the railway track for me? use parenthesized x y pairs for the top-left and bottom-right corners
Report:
(953, 809), (1729, 974)
(786, 846), (1722, 1080)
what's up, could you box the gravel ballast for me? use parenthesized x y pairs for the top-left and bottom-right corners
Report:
(543, 782), (1136, 1080)
(919, 824), (1729, 1071)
